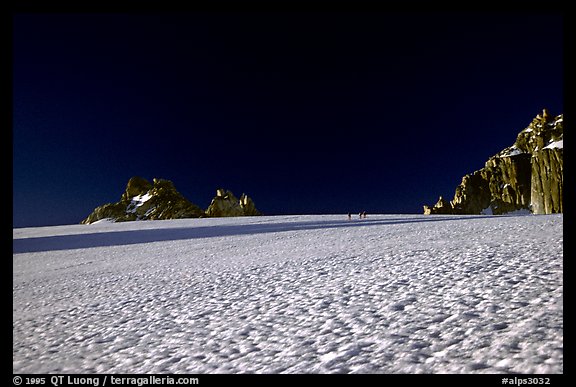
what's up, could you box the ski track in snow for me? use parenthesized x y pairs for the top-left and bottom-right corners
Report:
(13, 215), (563, 373)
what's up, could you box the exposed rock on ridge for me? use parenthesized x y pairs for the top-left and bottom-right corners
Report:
(81, 178), (261, 224)
(205, 189), (261, 217)
(424, 110), (563, 215)
(81, 177), (205, 224)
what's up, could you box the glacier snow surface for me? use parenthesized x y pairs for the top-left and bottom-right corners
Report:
(13, 214), (563, 373)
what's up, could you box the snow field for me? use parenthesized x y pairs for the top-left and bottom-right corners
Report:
(13, 215), (563, 373)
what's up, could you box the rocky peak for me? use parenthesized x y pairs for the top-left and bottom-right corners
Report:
(496, 109), (563, 157)
(423, 196), (452, 215)
(82, 179), (262, 224)
(239, 193), (261, 216)
(216, 188), (231, 198)
(205, 189), (261, 217)
(424, 110), (563, 215)
(82, 177), (204, 224)
(121, 176), (152, 202)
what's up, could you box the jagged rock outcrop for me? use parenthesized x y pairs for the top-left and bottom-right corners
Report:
(423, 196), (453, 215)
(81, 177), (204, 224)
(424, 109), (563, 215)
(82, 179), (262, 224)
(531, 146), (563, 214)
(239, 193), (261, 216)
(205, 189), (261, 217)
(121, 176), (152, 202)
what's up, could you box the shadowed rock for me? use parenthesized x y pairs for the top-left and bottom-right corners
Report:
(424, 109), (563, 215)
(82, 180), (262, 224)
(205, 189), (261, 217)
(81, 177), (204, 224)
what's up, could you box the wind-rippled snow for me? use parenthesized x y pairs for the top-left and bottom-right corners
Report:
(13, 215), (563, 373)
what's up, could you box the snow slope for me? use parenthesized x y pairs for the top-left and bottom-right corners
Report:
(13, 215), (563, 374)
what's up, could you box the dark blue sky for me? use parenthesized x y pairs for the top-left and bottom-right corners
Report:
(12, 11), (563, 227)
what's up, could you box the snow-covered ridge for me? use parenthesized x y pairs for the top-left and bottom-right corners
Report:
(498, 145), (524, 157)
(426, 110), (563, 216)
(126, 192), (154, 214)
(82, 177), (260, 224)
(13, 215), (563, 373)
(495, 111), (563, 159)
(544, 139), (563, 150)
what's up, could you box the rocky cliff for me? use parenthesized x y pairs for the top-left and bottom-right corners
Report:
(205, 189), (261, 217)
(424, 109), (563, 215)
(82, 178), (261, 224)
(81, 177), (205, 224)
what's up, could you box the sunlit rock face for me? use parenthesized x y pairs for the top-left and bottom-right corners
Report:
(81, 177), (204, 224)
(205, 189), (261, 217)
(424, 110), (563, 215)
(239, 193), (261, 216)
(531, 144), (563, 215)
